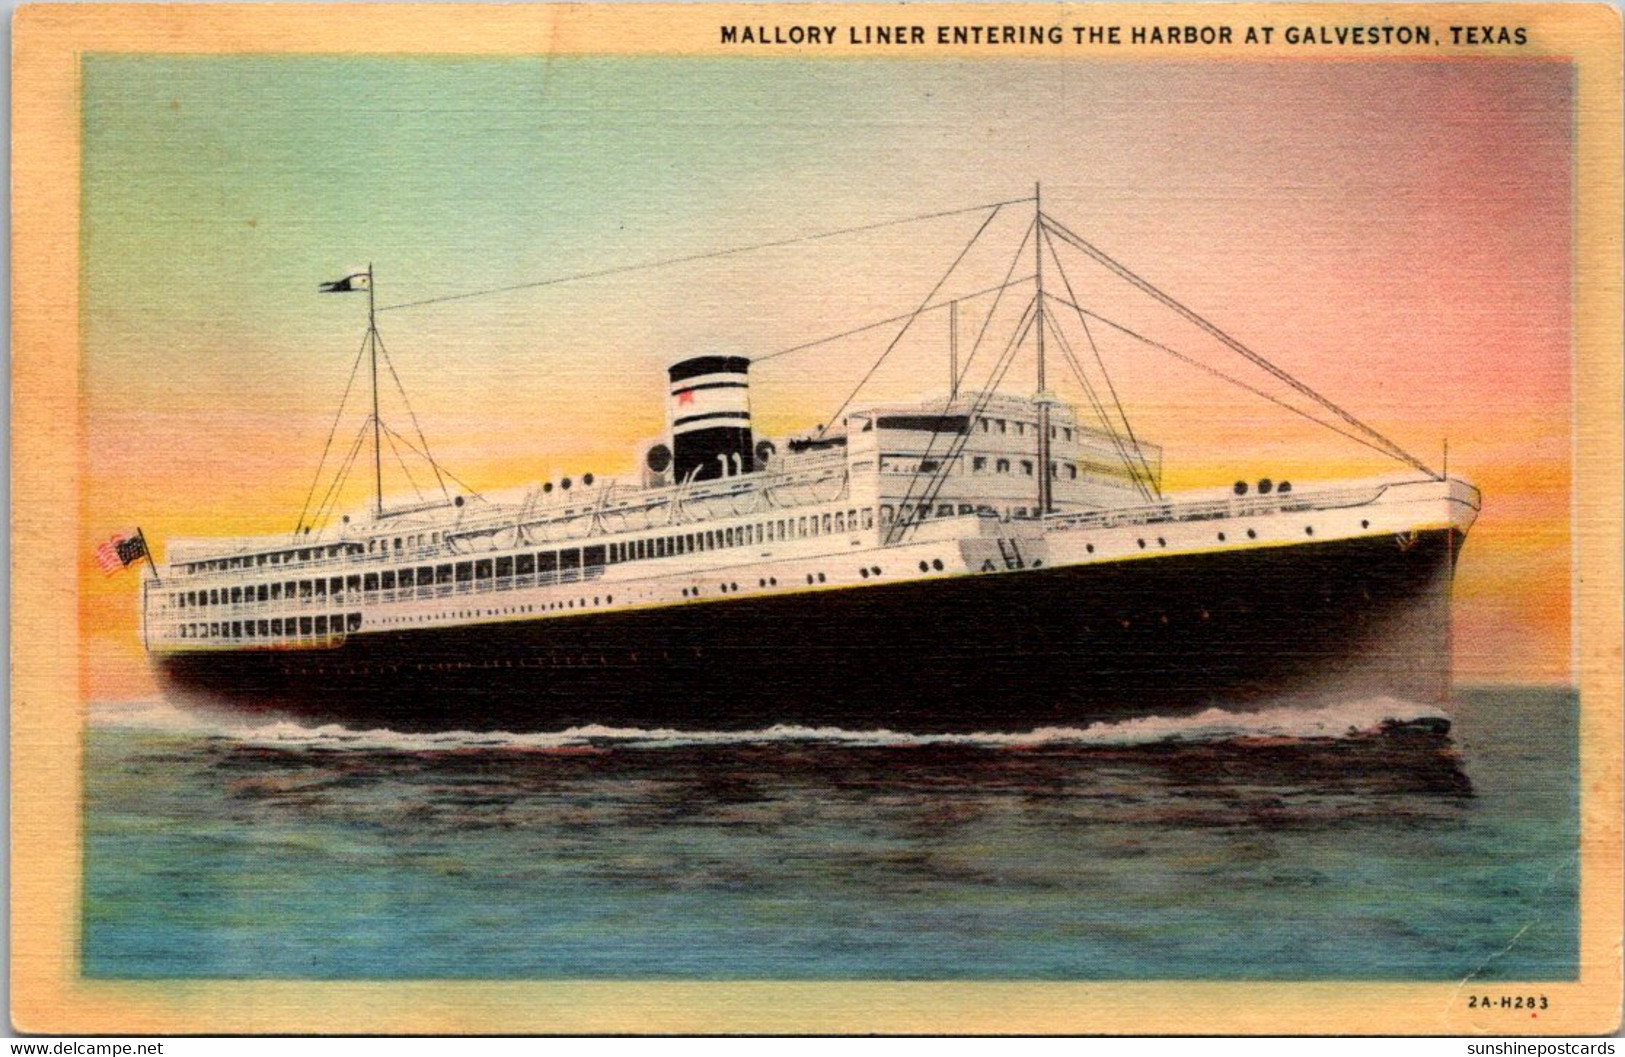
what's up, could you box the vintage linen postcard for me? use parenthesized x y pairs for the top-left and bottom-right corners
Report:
(10, 2), (1622, 1036)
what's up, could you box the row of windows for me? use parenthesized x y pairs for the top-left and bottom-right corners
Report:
(1070, 523), (1321, 556)
(975, 417), (1075, 441)
(374, 596), (615, 627)
(178, 612), (361, 641)
(878, 454), (1085, 480)
(969, 457), (1080, 480)
(185, 544), (360, 576)
(166, 548), (610, 612)
(607, 508), (875, 564)
(365, 531), (444, 555)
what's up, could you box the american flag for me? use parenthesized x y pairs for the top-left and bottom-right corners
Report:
(94, 529), (146, 575)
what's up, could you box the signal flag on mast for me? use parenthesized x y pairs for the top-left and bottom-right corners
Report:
(318, 270), (371, 293)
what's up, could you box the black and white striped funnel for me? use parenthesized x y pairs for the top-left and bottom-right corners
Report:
(668, 355), (753, 483)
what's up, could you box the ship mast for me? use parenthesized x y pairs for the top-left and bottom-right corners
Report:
(293, 263), (465, 540)
(367, 263), (383, 521)
(1034, 183), (1052, 516)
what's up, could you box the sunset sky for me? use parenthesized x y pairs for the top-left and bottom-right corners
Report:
(79, 55), (1574, 697)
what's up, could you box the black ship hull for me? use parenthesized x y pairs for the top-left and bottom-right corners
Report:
(154, 529), (1461, 733)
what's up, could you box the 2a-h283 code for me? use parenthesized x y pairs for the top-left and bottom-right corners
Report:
(1467, 994), (1549, 1009)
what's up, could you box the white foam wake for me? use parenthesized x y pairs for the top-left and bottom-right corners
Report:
(88, 696), (1448, 753)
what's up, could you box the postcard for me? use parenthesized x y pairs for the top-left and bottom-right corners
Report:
(10, 2), (1622, 1036)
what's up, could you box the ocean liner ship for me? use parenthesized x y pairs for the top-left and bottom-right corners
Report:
(139, 193), (1480, 732)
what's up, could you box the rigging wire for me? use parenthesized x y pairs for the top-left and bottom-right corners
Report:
(308, 418), (371, 536)
(1040, 214), (1439, 478)
(751, 276), (1035, 365)
(1042, 291), (1408, 464)
(1041, 224), (1160, 495)
(813, 203), (1015, 441)
(377, 197), (1036, 314)
(379, 421), (491, 506)
(883, 219), (1040, 529)
(954, 220), (1039, 394)
(374, 330), (451, 501)
(312, 421), (369, 532)
(292, 330), (370, 537)
(1041, 311), (1157, 502)
(383, 427), (427, 502)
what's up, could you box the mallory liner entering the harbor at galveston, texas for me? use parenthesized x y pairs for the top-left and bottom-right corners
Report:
(118, 192), (1480, 734)
(717, 23), (1448, 47)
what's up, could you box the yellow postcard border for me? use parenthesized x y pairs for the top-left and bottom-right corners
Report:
(11, 3), (1623, 1035)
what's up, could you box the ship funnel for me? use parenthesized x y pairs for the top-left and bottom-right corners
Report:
(668, 355), (753, 482)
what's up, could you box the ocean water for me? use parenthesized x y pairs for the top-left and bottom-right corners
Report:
(82, 686), (1577, 980)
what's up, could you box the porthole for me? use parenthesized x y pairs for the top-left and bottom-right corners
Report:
(1247, 529), (1257, 539)
(871, 567), (880, 575)
(807, 574), (815, 585)
(817, 572), (826, 583)
(730, 582), (738, 591)
(919, 561), (929, 572)
(760, 578), (768, 587)
(1361, 520), (1370, 529)
(1137, 539), (1146, 549)
(932, 559), (944, 571)
(860, 569), (869, 579)
(769, 578), (777, 586)
(1086, 543), (1095, 554)
(1304, 526), (1314, 536)
(1218, 532), (1227, 542)
(1156, 538), (1165, 547)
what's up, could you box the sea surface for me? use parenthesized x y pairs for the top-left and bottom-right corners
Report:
(83, 686), (1577, 980)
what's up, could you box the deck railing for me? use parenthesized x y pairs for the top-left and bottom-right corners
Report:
(1042, 484), (1390, 533)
